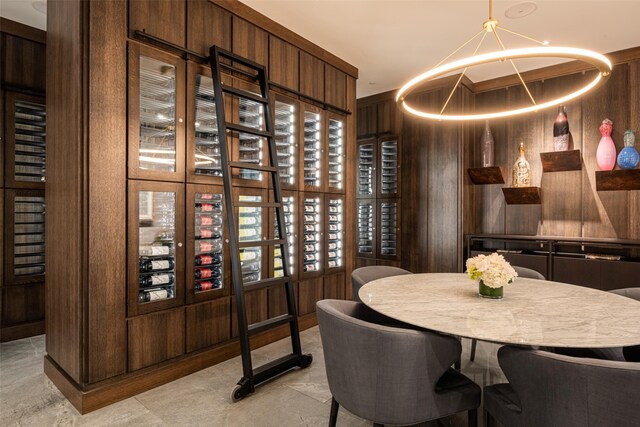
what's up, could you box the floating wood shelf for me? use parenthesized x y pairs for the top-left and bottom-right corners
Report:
(596, 169), (640, 191)
(502, 187), (541, 204)
(467, 166), (506, 185)
(540, 149), (582, 172)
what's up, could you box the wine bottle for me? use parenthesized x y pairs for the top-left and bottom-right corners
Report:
(139, 273), (174, 287)
(195, 252), (222, 266)
(304, 224), (315, 232)
(304, 205), (314, 213)
(195, 267), (220, 279)
(139, 289), (171, 303)
(328, 260), (337, 268)
(196, 228), (222, 239)
(328, 233), (338, 240)
(328, 242), (337, 250)
(195, 279), (222, 292)
(139, 245), (170, 256)
(304, 254), (316, 262)
(139, 258), (174, 272)
(195, 202), (221, 212)
(304, 244), (315, 252)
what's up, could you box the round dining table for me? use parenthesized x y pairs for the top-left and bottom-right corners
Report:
(358, 273), (640, 348)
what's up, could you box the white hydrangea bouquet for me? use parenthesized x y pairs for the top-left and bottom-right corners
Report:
(466, 253), (518, 299)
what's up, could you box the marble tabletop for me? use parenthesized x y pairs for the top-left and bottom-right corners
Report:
(359, 273), (640, 348)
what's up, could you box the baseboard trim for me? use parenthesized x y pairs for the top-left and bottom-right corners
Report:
(0, 319), (45, 342)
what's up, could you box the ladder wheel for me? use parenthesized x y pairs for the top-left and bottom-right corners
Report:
(231, 385), (246, 402)
(299, 353), (313, 369)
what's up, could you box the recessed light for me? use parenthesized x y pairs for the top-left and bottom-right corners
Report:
(368, 82), (376, 85)
(505, 2), (537, 19)
(32, 1), (47, 15)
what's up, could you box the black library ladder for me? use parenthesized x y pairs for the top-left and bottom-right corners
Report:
(208, 45), (312, 401)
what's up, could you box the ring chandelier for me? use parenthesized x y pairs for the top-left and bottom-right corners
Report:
(396, 0), (612, 121)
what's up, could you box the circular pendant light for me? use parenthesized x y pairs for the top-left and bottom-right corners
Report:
(396, 1), (612, 121)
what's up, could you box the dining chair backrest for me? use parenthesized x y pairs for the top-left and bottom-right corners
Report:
(316, 299), (479, 426)
(513, 265), (545, 280)
(351, 266), (412, 303)
(486, 346), (640, 427)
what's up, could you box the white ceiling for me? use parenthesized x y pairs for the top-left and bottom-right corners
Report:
(2, 1), (639, 98)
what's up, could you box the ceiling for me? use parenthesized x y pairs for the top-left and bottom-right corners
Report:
(2, 1), (639, 98)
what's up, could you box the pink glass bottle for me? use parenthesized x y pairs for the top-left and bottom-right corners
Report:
(596, 118), (616, 171)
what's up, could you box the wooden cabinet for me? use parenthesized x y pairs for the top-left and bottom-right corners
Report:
(269, 36), (299, 91)
(325, 113), (346, 193)
(299, 192), (324, 279)
(187, 0), (232, 56)
(234, 187), (269, 286)
(357, 199), (376, 259)
(271, 93), (300, 191)
(378, 199), (400, 261)
(269, 190), (298, 281)
(300, 103), (324, 192)
(357, 103), (377, 138)
(232, 17), (268, 69)
(127, 307), (185, 371)
(377, 135), (400, 198)
(299, 52), (324, 101)
(129, 0), (186, 47)
(298, 276), (323, 315)
(357, 138), (376, 198)
(325, 195), (345, 272)
(2, 34), (46, 92)
(323, 272), (345, 301)
(128, 43), (185, 182)
(325, 65), (346, 110)
(186, 297), (231, 353)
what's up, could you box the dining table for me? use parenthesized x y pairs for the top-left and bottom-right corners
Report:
(358, 273), (640, 349)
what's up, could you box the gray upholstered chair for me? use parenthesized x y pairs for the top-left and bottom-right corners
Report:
(316, 299), (480, 427)
(351, 266), (412, 303)
(556, 287), (640, 362)
(469, 265), (544, 361)
(484, 346), (640, 427)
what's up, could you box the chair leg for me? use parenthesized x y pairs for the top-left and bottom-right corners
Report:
(470, 339), (477, 361)
(468, 408), (477, 427)
(329, 397), (339, 427)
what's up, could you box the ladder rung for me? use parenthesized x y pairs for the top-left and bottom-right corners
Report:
(238, 239), (286, 248)
(225, 123), (272, 139)
(228, 162), (277, 172)
(216, 48), (266, 72)
(221, 85), (267, 105)
(248, 314), (295, 336)
(243, 276), (291, 292)
(235, 201), (283, 208)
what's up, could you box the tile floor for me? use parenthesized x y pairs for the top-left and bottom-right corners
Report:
(0, 327), (506, 426)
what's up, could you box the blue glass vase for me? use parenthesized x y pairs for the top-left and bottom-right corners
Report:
(617, 130), (639, 170)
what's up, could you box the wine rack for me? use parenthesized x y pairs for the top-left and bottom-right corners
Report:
(327, 116), (345, 192)
(274, 97), (297, 189)
(238, 194), (263, 284)
(193, 192), (224, 293)
(302, 107), (322, 189)
(193, 73), (222, 178)
(357, 139), (375, 197)
(11, 99), (46, 184)
(379, 201), (398, 257)
(138, 55), (178, 172)
(236, 87), (266, 183)
(274, 194), (296, 278)
(10, 192), (46, 281)
(137, 190), (177, 304)
(357, 200), (375, 257)
(301, 195), (322, 275)
(379, 137), (399, 197)
(326, 197), (344, 270)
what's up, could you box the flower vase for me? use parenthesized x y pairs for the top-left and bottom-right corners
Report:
(617, 130), (639, 170)
(596, 119), (617, 171)
(480, 120), (495, 167)
(479, 281), (503, 299)
(553, 106), (570, 151)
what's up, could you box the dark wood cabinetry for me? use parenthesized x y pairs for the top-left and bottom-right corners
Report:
(46, 0), (357, 413)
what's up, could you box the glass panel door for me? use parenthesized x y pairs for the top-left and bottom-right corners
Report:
(357, 139), (376, 197)
(13, 99), (46, 184)
(302, 106), (322, 190)
(301, 194), (322, 276)
(274, 194), (296, 278)
(379, 137), (399, 197)
(193, 73), (222, 178)
(357, 200), (375, 258)
(326, 197), (344, 270)
(327, 116), (344, 192)
(379, 201), (399, 258)
(238, 194), (263, 284)
(274, 97), (297, 189)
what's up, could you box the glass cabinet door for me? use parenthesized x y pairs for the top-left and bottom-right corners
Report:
(4, 93), (46, 189)
(237, 191), (266, 285)
(191, 67), (222, 179)
(272, 192), (297, 280)
(4, 190), (46, 285)
(128, 181), (184, 316)
(273, 94), (298, 190)
(357, 138), (376, 198)
(378, 200), (400, 260)
(326, 114), (345, 193)
(301, 104), (322, 191)
(299, 194), (323, 277)
(357, 200), (376, 258)
(325, 196), (344, 271)
(186, 184), (227, 304)
(378, 136), (400, 198)
(128, 43), (185, 182)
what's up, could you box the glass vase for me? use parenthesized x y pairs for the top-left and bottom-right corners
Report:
(479, 281), (503, 299)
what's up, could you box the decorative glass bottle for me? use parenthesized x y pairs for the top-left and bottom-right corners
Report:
(617, 130), (639, 170)
(512, 142), (531, 187)
(480, 120), (494, 167)
(553, 106), (570, 151)
(596, 118), (617, 171)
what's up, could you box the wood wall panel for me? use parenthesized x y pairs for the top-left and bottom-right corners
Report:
(298, 277), (323, 315)
(357, 103), (377, 137)
(231, 290), (268, 338)
(629, 60), (640, 241)
(1, 283), (45, 325)
(269, 36), (299, 91)
(46, 0), (84, 384)
(128, 308), (185, 371)
(186, 0), (232, 56)
(324, 65), (346, 110)
(186, 298), (231, 353)
(376, 99), (402, 136)
(581, 67), (630, 238)
(86, 0), (127, 384)
(539, 74), (587, 237)
(2, 34), (46, 92)
(129, 0), (186, 47)
(345, 76), (357, 299)
(299, 52), (324, 101)
(232, 17), (268, 68)
(323, 272), (345, 300)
